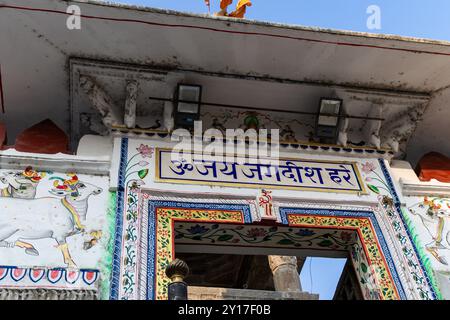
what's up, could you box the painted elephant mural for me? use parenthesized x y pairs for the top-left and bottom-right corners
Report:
(408, 197), (450, 266)
(0, 168), (108, 269)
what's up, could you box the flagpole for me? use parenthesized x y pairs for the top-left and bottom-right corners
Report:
(204, 0), (211, 15)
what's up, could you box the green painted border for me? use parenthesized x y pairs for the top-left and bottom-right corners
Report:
(99, 191), (117, 300)
(401, 207), (443, 300)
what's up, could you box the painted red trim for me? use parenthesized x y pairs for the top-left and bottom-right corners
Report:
(2, 4), (450, 57)
(171, 218), (245, 225)
(0, 64), (4, 113)
(365, 218), (401, 299)
(154, 208), (160, 297)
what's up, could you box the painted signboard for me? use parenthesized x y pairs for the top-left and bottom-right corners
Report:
(155, 149), (366, 194)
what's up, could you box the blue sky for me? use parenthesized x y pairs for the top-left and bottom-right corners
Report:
(113, 0), (450, 41)
(105, 0), (448, 299)
(299, 257), (347, 300)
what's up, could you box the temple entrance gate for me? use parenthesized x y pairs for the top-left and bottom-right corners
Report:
(109, 138), (439, 300)
(128, 194), (405, 300)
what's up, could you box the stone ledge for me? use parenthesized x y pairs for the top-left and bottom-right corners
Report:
(0, 288), (98, 300)
(188, 286), (319, 300)
(400, 178), (450, 197)
(0, 150), (110, 175)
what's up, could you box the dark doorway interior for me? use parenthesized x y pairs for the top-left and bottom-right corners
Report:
(176, 252), (363, 300)
(176, 252), (276, 290)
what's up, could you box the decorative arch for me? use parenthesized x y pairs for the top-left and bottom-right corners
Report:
(136, 200), (405, 300)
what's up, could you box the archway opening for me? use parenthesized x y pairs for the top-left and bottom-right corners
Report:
(174, 221), (366, 300)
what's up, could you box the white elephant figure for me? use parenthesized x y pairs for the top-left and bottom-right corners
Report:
(0, 176), (102, 268)
(409, 197), (450, 265)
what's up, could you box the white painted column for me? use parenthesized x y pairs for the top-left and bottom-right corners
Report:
(124, 80), (138, 128)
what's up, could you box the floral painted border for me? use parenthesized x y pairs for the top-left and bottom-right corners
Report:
(359, 159), (439, 299)
(110, 139), (152, 300)
(174, 223), (356, 252)
(108, 138), (437, 300)
(286, 214), (399, 300)
(142, 201), (252, 300)
(141, 201), (406, 300)
(350, 236), (381, 300)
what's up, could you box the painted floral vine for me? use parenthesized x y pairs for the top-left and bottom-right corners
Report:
(121, 144), (151, 299)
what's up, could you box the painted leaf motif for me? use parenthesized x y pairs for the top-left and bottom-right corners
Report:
(138, 169), (149, 179)
(217, 235), (234, 242)
(361, 262), (368, 273)
(367, 184), (380, 194)
(317, 240), (333, 247)
(277, 239), (295, 245)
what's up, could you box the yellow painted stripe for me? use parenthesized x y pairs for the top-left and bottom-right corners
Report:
(436, 217), (444, 243)
(61, 198), (84, 230)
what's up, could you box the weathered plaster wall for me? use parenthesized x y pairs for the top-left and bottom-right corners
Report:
(408, 86), (450, 167)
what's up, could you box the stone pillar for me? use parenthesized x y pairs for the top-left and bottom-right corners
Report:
(268, 256), (302, 292)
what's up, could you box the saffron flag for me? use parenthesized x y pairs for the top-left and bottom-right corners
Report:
(229, 0), (252, 18)
(220, 0), (233, 10)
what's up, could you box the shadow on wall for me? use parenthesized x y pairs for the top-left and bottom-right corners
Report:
(407, 87), (450, 167)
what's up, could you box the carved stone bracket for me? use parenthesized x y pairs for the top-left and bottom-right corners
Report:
(79, 75), (123, 129)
